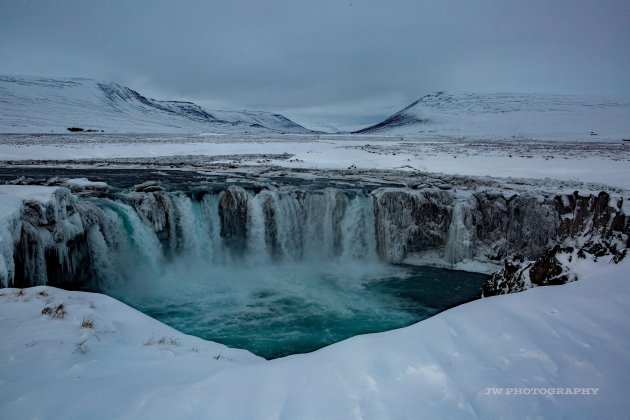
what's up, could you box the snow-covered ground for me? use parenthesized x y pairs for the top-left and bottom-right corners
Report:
(1, 133), (630, 189)
(1, 255), (627, 419)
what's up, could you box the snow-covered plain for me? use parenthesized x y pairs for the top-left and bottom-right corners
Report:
(1, 255), (628, 419)
(1, 133), (630, 189)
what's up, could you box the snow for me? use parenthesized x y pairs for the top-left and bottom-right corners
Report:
(2, 134), (630, 189)
(358, 92), (630, 141)
(0, 185), (57, 221)
(62, 178), (108, 192)
(1, 256), (628, 419)
(0, 75), (309, 134)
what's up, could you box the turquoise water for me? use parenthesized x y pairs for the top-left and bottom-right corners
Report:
(114, 262), (488, 359)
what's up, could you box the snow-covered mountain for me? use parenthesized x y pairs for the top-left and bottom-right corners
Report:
(0, 75), (311, 134)
(356, 92), (630, 141)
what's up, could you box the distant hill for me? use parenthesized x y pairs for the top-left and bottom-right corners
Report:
(355, 92), (630, 141)
(0, 75), (311, 134)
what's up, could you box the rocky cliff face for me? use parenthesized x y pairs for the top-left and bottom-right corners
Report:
(484, 191), (629, 295)
(2, 180), (628, 295)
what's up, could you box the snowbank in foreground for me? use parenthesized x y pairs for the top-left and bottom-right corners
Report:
(1, 257), (628, 419)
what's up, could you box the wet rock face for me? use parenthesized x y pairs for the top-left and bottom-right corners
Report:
(472, 192), (558, 261)
(219, 186), (250, 254)
(373, 189), (560, 266)
(374, 189), (452, 262)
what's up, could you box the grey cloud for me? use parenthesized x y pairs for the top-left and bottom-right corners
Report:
(1, 0), (629, 129)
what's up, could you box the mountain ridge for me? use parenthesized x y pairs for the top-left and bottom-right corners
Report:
(0, 75), (311, 134)
(355, 91), (630, 140)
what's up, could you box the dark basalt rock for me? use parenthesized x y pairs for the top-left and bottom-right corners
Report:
(529, 245), (573, 286)
(612, 249), (627, 264)
(472, 192), (557, 262)
(483, 255), (529, 297)
(219, 186), (250, 255)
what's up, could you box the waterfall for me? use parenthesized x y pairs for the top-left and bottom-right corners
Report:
(0, 186), (440, 288)
(303, 189), (347, 259)
(86, 224), (119, 287)
(340, 193), (378, 261)
(199, 193), (225, 264)
(85, 187), (383, 287)
(444, 202), (474, 265)
(267, 189), (304, 261)
(247, 191), (272, 265)
(94, 199), (164, 287)
(3, 183), (569, 289)
(171, 193), (215, 260)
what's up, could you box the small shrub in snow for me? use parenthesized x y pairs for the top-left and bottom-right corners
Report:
(16, 289), (25, 297)
(53, 304), (66, 319)
(36, 290), (49, 297)
(158, 337), (179, 346)
(80, 315), (95, 329)
(42, 303), (66, 319)
(74, 332), (100, 354)
(143, 335), (180, 347)
(74, 340), (89, 354)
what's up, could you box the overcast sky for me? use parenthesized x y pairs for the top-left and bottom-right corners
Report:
(1, 0), (629, 130)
